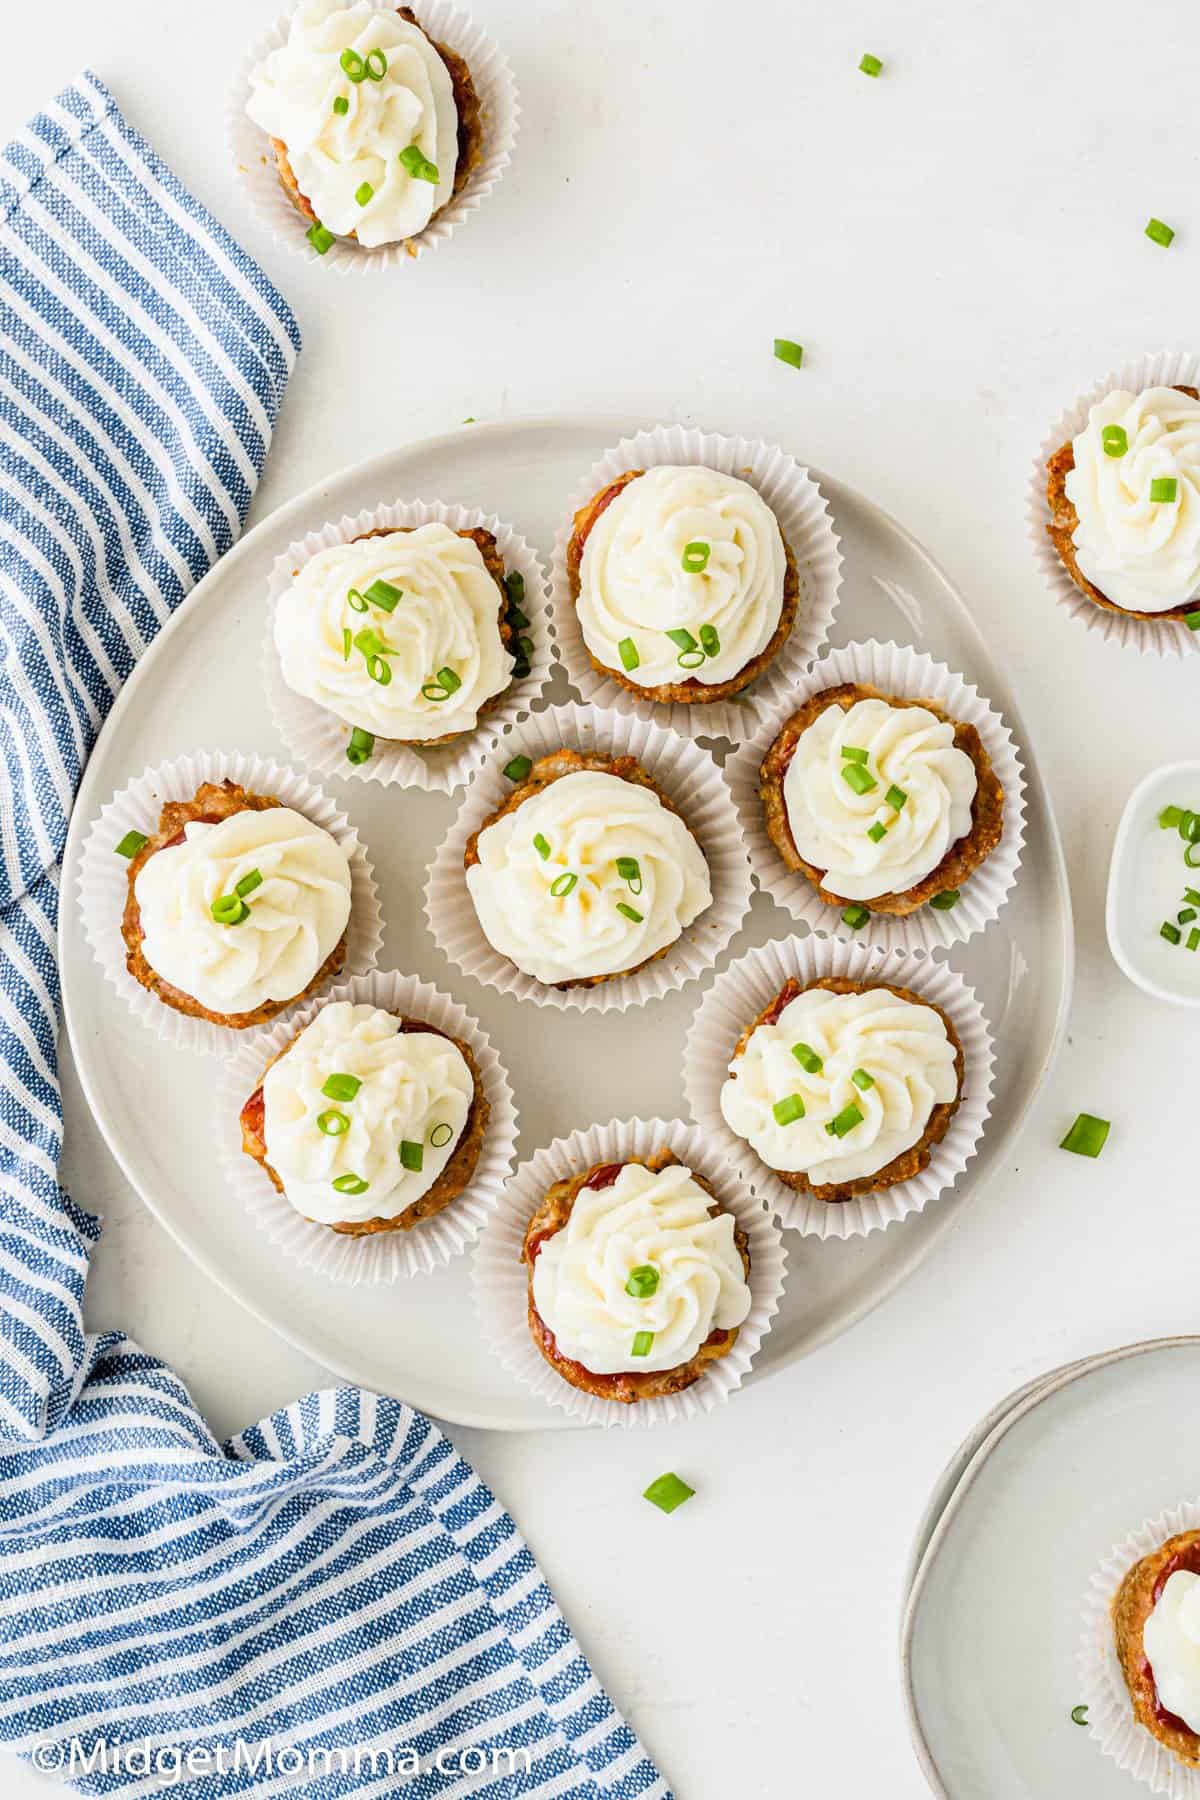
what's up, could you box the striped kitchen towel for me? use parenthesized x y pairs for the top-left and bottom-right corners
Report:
(0, 73), (668, 1798)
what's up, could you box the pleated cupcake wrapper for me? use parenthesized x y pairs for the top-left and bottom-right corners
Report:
(1079, 1499), (1200, 1798)
(1029, 350), (1200, 660)
(229, 0), (519, 275)
(263, 498), (553, 793)
(682, 937), (993, 1239)
(216, 969), (518, 1283)
(725, 639), (1027, 955)
(470, 1114), (786, 1428)
(424, 700), (754, 1013)
(549, 426), (843, 743)
(78, 751), (383, 1057)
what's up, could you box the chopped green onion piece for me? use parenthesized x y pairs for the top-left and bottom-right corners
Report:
(859, 52), (883, 76)
(1160, 805), (1184, 829)
(421, 682), (450, 701)
(342, 627), (352, 660)
(643, 1472), (695, 1514)
(430, 1122), (453, 1147)
(508, 608), (530, 632)
(316, 1109), (349, 1137)
(631, 1331), (655, 1357)
(332, 1172), (369, 1195)
(667, 628), (699, 652)
(210, 894), (249, 926)
(772, 1093), (806, 1126)
(399, 143), (438, 182)
(114, 829), (148, 859)
(347, 727), (374, 765)
(681, 541), (710, 574)
(306, 220), (336, 255)
(677, 649), (706, 669)
(1146, 217), (1175, 248)
(516, 635), (535, 661)
(364, 578), (402, 612)
(930, 889), (959, 910)
(791, 1042), (823, 1074)
(774, 338), (804, 368)
(354, 181), (374, 207)
(851, 1068), (875, 1090)
(1071, 1704), (1089, 1727)
(533, 833), (551, 860)
(354, 627), (386, 657)
(340, 47), (367, 81)
(505, 569), (525, 607)
(867, 821), (888, 843)
(399, 1140), (424, 1173)
(1188, 843), (1200, 868)
(366, 653), (391, 686)
(1101, 425), (1128, 458)
(1179, 908), (1197, 924)
(1151, 476), (1179, 504)
(625, 1264), (660, 1298)
(1186, 889), (1200, 905)
(322, 1073), (362, 1102)
(1162, 920), (1182, 944)
(617, 902), (644, 923)
(1189, 929), (1200, 952)
(503, 755), (532, 782)
(885, 784), (908, 810)
(1180, 811), (1200, 843)
(332, 95), (349, 115)
(512, 659), (531, 680)
(841, 903), (871, 929)
(234, 868), (263, 899)
(825, 1102), (864, 1138)
(436, 666), (461, 694)
(1060, 1113), (1110, 1158)
(618, 637), (640, 671)
(699, 623), (720, 658)
(364, 46), (387, 80)
(841, 745), (869, 763)
(347, 588), (369, 613)
(550, 872), (578, 897)
(842, 762), (878, 796)
(1187, 610), (1200, 631)
(616, 856), (641, 886)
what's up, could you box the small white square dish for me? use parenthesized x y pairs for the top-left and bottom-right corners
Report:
(1107, 760), (1200, 1007)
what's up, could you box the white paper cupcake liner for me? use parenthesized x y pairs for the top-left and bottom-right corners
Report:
(230, 0), (519, 275)
(1079, 1499), (1200, 1797)
(216, 969), (518, 1283)
(424, 701), (754, 1012)
(550, 426), (843, 742)
(682, 937), (994, 1238)
(79, 751), (383, 1057)
(264, 498), (553, 793)
(471, 1114), (786, 1428)
(725, 639), (1027, 954)
(1029, 351), (1200, 660)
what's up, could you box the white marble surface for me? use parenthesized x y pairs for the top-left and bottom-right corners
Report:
(5, 1), (1200, 1793)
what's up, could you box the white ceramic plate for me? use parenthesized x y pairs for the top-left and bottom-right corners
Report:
(902, 1337), (1200, 1798)
(59, 416), (1073, 1430)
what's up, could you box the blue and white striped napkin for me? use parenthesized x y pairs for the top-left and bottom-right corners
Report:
(0, 73), (668, 1798)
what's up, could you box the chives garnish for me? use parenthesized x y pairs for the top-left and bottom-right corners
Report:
(618, 637), (640, 671)
(885, 784), (907, 810)
(354, 627), (386, 657)
(234, 868), (263, 899)
(774, 338), (804, 368)
(306, 220), (336, 255)
(355, 181), (374, 207)
(615, 855), (642, 894)
(508, 608), (530, 630)
(643, 1472), (694, 1514)
(1188, 844), (1200, 868)
(1060, 1113), (1110, 1158)
(699, 624), (720, 658)
(791, 1043), (823, 1074)
(1101, 424), (1128, 458)
(1180, 811), (1200, 843)
(772, 1094), (806, 1126)
(930, 889), (959, 910)
(1160, 805), (1183, 829)
(421, 681), (450, 701)
(347, 588), (369, 613)
(1186, 889), (1200, 905)
(437, 667), (461, 694)
(340, 48), (367, 81)
(516, 635), (535, 661)
(667, 628), (699, 652)
(364, 47), (388, 80)
(825, 1102), (864, 1138)
(210, 894), (249, 926)
(681, 541), (710, 573)
(1179, 908), (1197, 924)
(1187, 611), (1200, 631)
(616, 902), (644, 923)
(503, 755), (532, 782)
(841, 762), (877, 796)
(1150, 476), (1179, 504)
(505, 569), (525, 607)
(332, 1172), (369, 1195)
(625, 1264), (660, 1298)
(677, 649), (706, 670)
(347, 726), (375, 765)
(399, 1140), (424, 1173)
(1146, 217), (1175, 248)
(399, 143), (438, 182)
(867, 821), (888, 842)
(366, 654), (391, 686)
(549, 872), (578, 897)
(851, 1068), (875, 1090)
(842, 904), (870, 929)
(364, 578), (402, 612)
(859, 51), (883, 76)
(1189, 929), (1200, 952)
(333, 95), (349, 115)
(841, 745), (869, 763)
(631, 1331), (655, 1357)
(430, 1122), (454, 1147)
(114, 829), (148, 859)
(316, 1109), (349, 1137)
(1070, 1705), (1089, 1727)
(322, 1073), (362, 1102)
(342, 627), (352, 660)
(1162, 920), (1182, 944)
(533, 833), (551, 860)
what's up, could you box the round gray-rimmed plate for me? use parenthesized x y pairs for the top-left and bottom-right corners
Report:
(59, 415), (1073, 1430)
(901, 1337), (1200, 1798)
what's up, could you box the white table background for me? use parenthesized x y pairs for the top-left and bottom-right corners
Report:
(4, 2), (1199, 1793)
